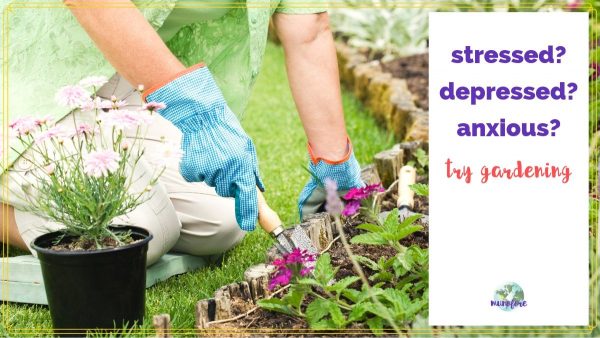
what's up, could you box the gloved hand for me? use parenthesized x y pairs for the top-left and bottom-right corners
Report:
(143, 63), (264, 231)
(298, 139), (364, 220)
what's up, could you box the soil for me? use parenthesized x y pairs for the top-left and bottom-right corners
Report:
(49, 235), (135, 251)
(381, 53), (429, 111)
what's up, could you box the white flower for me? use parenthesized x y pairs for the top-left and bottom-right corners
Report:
(78, 76), (108, 89)
(149, 141), (183, 167)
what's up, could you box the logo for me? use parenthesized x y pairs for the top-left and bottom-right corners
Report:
(491, 282), (527, 312)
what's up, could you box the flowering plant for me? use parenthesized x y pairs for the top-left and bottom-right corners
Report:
(269, 248), (316, 290)
(341, 183), (384, 217)
(2, 76), (179, 249)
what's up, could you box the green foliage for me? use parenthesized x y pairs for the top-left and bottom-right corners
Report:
(407, 148), (429, 177)
(442, 0), (566, 12)
(260, 210), (428, 333)
(329, 0), (431, 61)
(410, 183), (429, 197)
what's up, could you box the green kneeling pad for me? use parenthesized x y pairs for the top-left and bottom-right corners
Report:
(0, 253), (208, 305)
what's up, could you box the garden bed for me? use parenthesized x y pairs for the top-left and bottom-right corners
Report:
(187, 142), (430, 336)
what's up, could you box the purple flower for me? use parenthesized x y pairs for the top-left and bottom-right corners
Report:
(269, 269), (292, 290)
(341, 183), (384, 217)
(324, 178), (344, 216)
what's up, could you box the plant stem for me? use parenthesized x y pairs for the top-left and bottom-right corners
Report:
(333, 216), (402, 336)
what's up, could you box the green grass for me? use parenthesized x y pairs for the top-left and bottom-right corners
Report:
(0, 42), (394, 336)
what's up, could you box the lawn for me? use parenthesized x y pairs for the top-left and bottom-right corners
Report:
(0, 42), (395, 335)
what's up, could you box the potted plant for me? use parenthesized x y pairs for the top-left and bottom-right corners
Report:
(2, 76), (178, 334)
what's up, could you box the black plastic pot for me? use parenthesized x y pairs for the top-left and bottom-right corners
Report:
(31, 225), (152, 336)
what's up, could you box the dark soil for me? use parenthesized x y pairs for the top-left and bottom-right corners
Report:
(50, 235), (134, 251)
(381, 53), (429, 111)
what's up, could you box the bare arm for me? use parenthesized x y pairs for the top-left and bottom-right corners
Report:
(273, 13), (348, 161)
(64, 0), (185, 89)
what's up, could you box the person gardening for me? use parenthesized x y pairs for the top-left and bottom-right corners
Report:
(0, 0), (364, 265)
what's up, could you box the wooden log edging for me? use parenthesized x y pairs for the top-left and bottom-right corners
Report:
(335, 41), (429, 145)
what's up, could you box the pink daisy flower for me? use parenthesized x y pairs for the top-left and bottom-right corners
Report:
(55, 85), (90, 108)
(34, 125), (73, 144)
(99, 110), (153, 130)
(83, 150), (121, 178)
(80, 97), (113, 112)
(148, 141), (183, 167)
(9, 117), (38, 136)
(142, 102), (166, 112)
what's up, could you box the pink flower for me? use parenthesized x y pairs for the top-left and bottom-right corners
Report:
(268, 269), (292, 290)
(566, 0), (582, 10)
(55, 85), (90, 108)
(75, 123), (97, 136)
(78, 76), (108, 89)
(142, 102), (166, 112)
(80, 97), (113, 112)
(83, 150), (121, 178)
(324, 178), (344, 216)
(9, 117), (38, 136)
(44, 163), (56, 175)
(34, 125), (73, 144)
(35, 116), (54, 126)
(99, 110), (153, 130)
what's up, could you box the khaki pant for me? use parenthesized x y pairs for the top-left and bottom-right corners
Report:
(5, 74), (245, 266)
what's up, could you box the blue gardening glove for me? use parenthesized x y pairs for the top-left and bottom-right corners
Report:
(298, 139), (364, 220)
(144, 64), (264, 231)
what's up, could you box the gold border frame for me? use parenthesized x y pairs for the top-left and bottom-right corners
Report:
(0, 1), (597, 336)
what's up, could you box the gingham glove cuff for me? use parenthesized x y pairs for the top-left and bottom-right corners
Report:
(298, 140), (364, 219)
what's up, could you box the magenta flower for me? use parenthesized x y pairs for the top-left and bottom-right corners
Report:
(341, 183), (384, 217)
(83, 150), (121, 178)
(269, 248), (316, 290)
(9, 117), (38, 136)
(55, 85), (90, 108)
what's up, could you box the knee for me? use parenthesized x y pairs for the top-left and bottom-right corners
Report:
(172, 212), (246, 256)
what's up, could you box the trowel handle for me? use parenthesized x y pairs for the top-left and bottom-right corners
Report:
(397, 165), (417, 209)
(256, 187), (283, 234)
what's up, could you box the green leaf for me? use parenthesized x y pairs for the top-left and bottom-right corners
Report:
(297, 278), (322, 288)
(383, 209), (400, 229)
(348, 302), (369, 322)
(370, 271), (394, 283)
(342, 289), (360, 303)
(285, 284), (307, 311)
(326, 301), (347, 328)
(356, 223), (383, 233)
(327, 276), (360, 294)
(409, 183), (429, 197)
(314, 253), (335, 286)
(350, 232), (387, 245)
(310, 319), (336, 330)
(381, 224), (422, 242)
(306, 298), (332, 324)
(354, 255), (379, 270)
(257, 298), (295, 316)
(367, 316), (384, 336)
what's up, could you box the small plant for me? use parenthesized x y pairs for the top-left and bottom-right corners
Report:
(407, 148), (429, 177)
(410, 183), (429, 197)
(2, 76), (179, 249)
(259, 180), (428, 334)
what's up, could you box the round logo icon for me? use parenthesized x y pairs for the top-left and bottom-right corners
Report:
(492, 282), (526, 312)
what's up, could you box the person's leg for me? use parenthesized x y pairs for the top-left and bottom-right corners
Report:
(0, 204), (28, 250)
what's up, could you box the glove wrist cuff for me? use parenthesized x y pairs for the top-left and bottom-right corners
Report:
(142, 62), (206, 102)
(307, 137), (353, 165)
